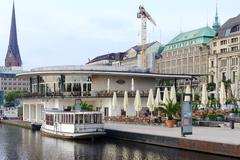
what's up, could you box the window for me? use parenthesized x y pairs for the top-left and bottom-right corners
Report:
(213, 50), (217, 54)
(220, 48), (227, 53)
(210, 75), (214, 83)
(220, 40), (227, 45)
(222, 72), (226, 81)
(213, 42), (217, 47)
(45, 114), (54, 126)
(231, 38), (238, 43)
(221, 59), (227, 67)
(230, 25), (240, 33)
(232, 71), (237, 83)
(210, 61), (214, 68)
(231, 46), (238, 52)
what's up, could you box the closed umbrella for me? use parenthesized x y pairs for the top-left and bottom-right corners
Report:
(134, 90), (142, 117)
(147, 89), (155, 114)
(184, 85), (191, 102)
(192, 88), (195, 102)
(131, 78), (135, 91)
(231, 83), (237, 98)
(123, 91), (129, 112)
(220, 82), (226, 106)
(155, 88), (162, 107)
(112, 92), (118, 110)
(107, 78), (110, 92)
(201, 83), (208, 106)
(170, 86), (177, 104)
(163, 87), (169, 104)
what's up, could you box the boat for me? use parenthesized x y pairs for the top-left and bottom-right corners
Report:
(41, 107), (105, 139)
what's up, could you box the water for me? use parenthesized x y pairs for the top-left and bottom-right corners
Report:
(0, 124), (238, 160)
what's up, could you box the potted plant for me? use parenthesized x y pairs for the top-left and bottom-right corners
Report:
(158, 99), (180, 128)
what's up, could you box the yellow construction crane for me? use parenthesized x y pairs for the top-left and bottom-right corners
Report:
(137, 5), (156, 68)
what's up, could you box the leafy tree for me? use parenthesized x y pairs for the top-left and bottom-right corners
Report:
(5, 90), (25, 102)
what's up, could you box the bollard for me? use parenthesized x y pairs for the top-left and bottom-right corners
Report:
(230, 120), (234, 129)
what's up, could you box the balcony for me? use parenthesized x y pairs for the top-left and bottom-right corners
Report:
(21, 90), (149, 99)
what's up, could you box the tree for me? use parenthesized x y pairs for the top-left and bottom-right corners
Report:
(5, 90), (25, 102)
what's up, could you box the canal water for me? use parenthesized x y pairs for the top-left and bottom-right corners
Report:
(0, 124), (238, 160)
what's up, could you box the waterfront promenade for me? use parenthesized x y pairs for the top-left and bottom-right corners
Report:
(105, 122), (240, 157)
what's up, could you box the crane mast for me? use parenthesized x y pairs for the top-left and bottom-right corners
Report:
(137, 5), (156, 68)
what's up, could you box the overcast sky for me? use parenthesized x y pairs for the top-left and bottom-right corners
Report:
(0, 0), (239, 69)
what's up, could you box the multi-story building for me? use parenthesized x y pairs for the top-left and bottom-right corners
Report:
(0, 67), (29, 95)
(155, 26), (216, 87)
(87, 41), (163, 72)
(209, 14), (240, 98)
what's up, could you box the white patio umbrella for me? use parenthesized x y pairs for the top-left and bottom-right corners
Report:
(220, 82), (227, 106)
(147, 89), (155, 114)
(123, 91), (129, 112)
(201, 83), (208, 106)
(163, 87), (169, 104)
(134, 90), (142, 116)
(112, 92), (118, 110)
(107, 78), (110, 92)
(192, 88), (195, 102)
(184, 85), (191, 102)
(131, 78), (135, 91)
(155, 88), (162, 107)
(170, 86), (177, 104)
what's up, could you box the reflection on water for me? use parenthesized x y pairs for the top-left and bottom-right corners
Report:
(0, 124), (238, 160)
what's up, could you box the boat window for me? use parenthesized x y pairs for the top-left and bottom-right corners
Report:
(84, 114), (91, 124)
(45, 114), (54, 126)
(75, 114), (78, 124)
(96, 114), (102, 123)
(75, 114), (83, 124)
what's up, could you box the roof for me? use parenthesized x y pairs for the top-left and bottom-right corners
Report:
(218, 14), (240, 38)
(87, 52), (126, 64)
(5, 3), (22, 65)
(129, 41), (158, 53)
(163, 26), (215, 52)
(16, 65), (193, 79)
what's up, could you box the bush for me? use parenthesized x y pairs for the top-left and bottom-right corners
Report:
(207, 114), (224, 121)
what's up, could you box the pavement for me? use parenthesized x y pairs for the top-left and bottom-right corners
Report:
(105, 122), (240, 145)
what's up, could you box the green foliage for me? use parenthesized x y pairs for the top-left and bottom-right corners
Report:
(5, 90), (25, 102)
(208, 98), (221, 109)
(207, 114), (224, 121)
(231, 108), (239, 114)
(158, 99), (180, 120)
(79, 101), (94, 111)
(226, 96), (237, 105)
(207, 82), (216, 92)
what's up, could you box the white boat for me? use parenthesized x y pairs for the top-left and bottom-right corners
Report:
(41, 108), (105, 139)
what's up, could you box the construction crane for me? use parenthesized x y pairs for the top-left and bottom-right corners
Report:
(137, 5), (156, 68)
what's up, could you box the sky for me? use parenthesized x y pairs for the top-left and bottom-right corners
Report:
(0, 0), (239, 70)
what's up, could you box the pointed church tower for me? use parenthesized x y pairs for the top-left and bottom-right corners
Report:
(212, 3), (221, 34)
(5, 3), (22, 67)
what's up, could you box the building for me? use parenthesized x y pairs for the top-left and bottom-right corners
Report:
(87, 41), (163, 72)
(0, 67), (29, 95)
(155, 26), (216, 88)
(0, 4), (29, 96)
(5, 3), (22, 67)
(209, 14), (240, 98)
(16, 65), (192, 123)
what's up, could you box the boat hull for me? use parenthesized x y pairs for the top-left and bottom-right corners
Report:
(41, 128), (106, 139)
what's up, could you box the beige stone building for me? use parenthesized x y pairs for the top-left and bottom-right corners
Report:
(209, 14), (240, 98)
(155, 27), (216, 87)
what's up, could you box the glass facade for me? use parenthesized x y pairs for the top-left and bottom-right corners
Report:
(30, 74), (92, 96)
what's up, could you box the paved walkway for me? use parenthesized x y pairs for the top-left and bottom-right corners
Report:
(105, 122), (240, 145)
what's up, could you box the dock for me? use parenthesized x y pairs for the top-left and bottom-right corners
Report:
(105, 122), (240, 158)
(0, 119), (39, 130)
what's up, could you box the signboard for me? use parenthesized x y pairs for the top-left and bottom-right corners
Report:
(181, 101), (192, 136)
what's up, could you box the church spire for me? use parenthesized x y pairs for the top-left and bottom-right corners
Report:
(5, 2), (22, 67)
(212, 3), (221, 34)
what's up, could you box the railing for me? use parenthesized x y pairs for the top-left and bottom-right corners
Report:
(21, 90), (150, 98)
